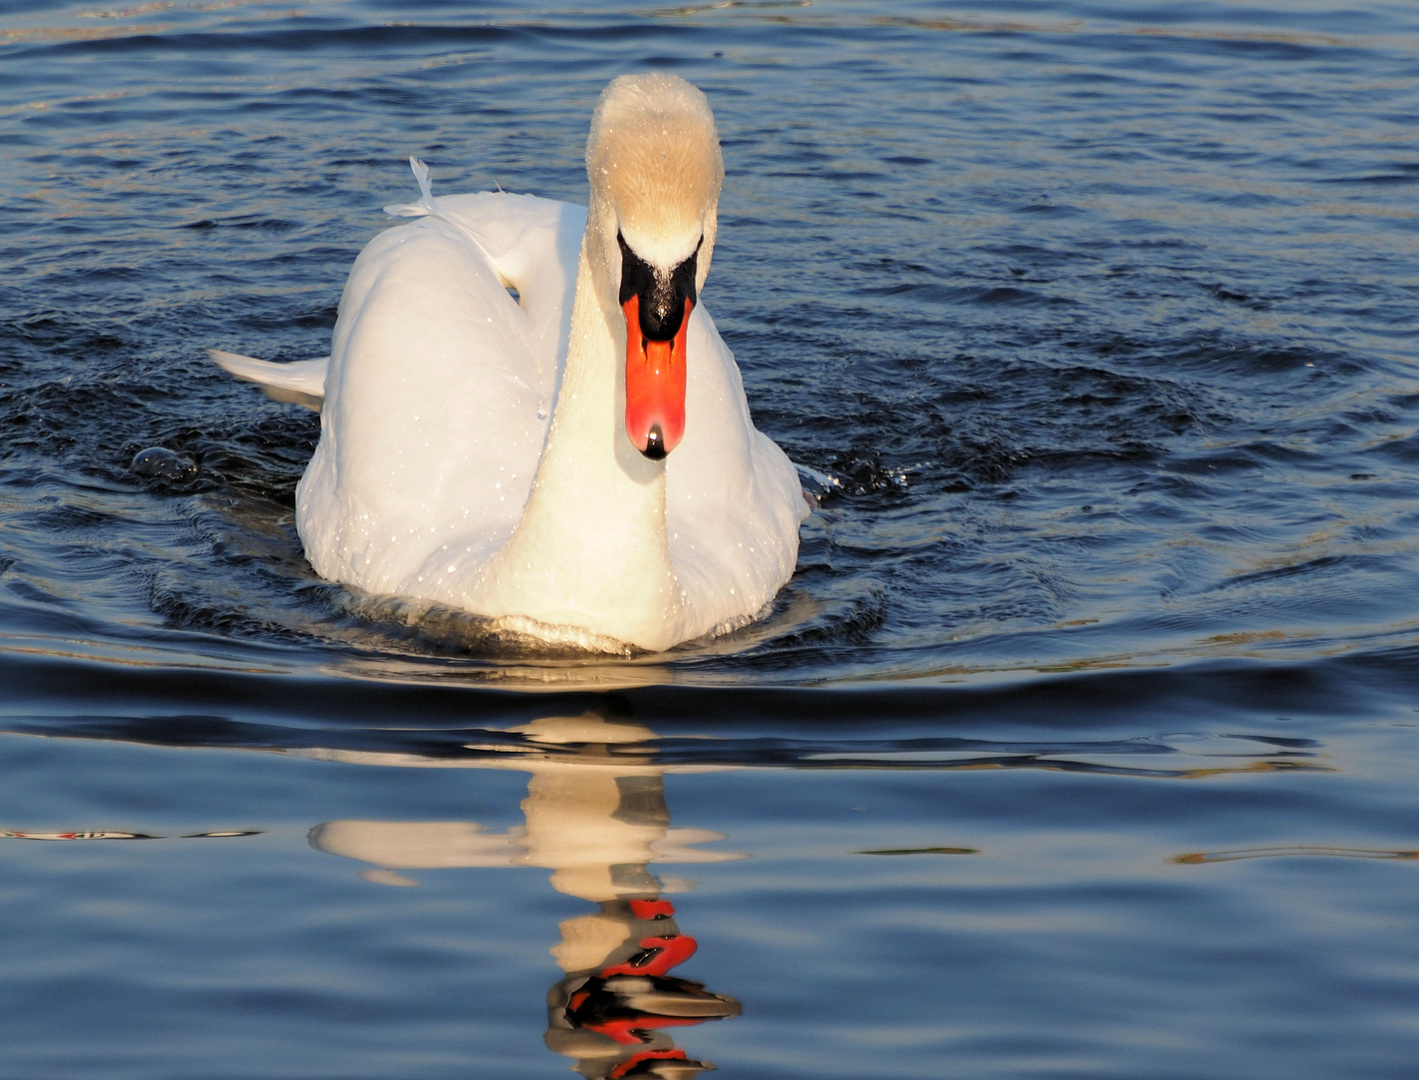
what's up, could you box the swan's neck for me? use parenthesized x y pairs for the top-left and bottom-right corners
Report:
(475, 246), (685, 651)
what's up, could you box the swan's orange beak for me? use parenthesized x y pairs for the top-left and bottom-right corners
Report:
(623, 292), (690, 460)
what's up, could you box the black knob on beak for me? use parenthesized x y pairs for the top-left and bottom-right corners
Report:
(641, 423), (668, 460)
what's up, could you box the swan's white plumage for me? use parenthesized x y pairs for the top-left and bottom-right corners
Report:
(214, 74), (805, 651)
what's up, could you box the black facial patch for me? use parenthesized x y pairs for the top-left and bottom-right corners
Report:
(618, 231), (701, 341)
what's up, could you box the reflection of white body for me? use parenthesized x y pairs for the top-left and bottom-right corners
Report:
(214, 75), (806, 652)
(308, 713), (737, 901)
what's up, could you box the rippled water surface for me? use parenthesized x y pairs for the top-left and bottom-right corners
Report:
(4, 1), (1419, 1076)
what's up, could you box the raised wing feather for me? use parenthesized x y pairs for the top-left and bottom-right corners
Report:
(208, 349), (328, 411)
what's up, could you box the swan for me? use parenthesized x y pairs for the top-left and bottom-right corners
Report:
(212, 73), (806, 652)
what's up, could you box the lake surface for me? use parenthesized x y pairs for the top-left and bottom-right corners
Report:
(3, 1), (1419, 1076)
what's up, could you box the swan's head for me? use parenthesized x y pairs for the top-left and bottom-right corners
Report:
(585, 73), (724, 460)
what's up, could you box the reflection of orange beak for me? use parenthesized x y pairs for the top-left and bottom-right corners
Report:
(603, 933), (698, 977)
(610, 1050), (693, 1079)
(623, 293), (690, 460)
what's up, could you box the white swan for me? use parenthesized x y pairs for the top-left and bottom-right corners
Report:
(212, 74), (806, 652)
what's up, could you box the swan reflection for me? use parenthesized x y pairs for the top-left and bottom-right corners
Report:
(309, 710), (741, 1078)
(0, 703), (1336, 1075)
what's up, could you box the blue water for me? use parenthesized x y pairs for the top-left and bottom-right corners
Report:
(4, 1), (1419, 1076)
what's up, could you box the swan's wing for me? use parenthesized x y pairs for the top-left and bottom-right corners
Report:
(382, 160), (586, 379)
(208, 349), (328, 412)
(429, 191), (586, 374)
(300, 207), (567, 594)
(383, 160), (582, 313)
